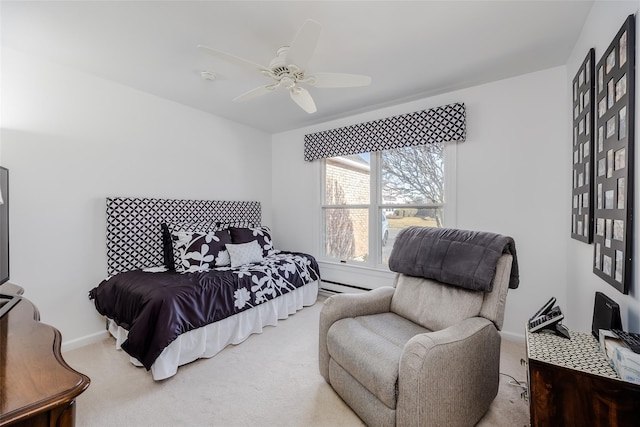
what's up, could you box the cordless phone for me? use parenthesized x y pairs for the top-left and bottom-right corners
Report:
(528, 297), (570, 339)
(528, 297), (556, 323)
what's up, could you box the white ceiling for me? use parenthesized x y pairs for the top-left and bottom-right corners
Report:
(1, 1), (594, 133)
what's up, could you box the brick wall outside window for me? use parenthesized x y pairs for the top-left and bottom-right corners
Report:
(325, 158), (370, 260)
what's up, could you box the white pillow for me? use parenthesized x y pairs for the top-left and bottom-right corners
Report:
(226, 240), (264, 268)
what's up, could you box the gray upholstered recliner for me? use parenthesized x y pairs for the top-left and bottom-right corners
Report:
(319, 227), (518, 427)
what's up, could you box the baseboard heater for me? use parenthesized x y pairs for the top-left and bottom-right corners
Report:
(320, 280), (371, 293)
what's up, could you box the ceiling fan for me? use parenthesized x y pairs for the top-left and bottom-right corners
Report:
(198, 19), (372, 114)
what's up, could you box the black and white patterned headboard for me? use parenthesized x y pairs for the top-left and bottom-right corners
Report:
(106, 197), (261, 275)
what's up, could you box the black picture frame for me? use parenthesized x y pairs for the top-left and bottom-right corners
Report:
(593, 15), (635, 294)
(572, 48), (595, 243)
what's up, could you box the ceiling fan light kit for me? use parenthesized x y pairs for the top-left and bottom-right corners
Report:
(198, 19), (371, 114)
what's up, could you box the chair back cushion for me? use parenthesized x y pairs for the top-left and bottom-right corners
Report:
(390, 275), (484, 331)
(390, 254), (513, 331)
(479, 253), (512, 330)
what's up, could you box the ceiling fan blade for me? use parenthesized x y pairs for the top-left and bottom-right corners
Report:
(290, 86), (317, 114)
(198, 44), (270, 73)
(309, 72), (372, 88)
(286, 19), (322, 71)
(233, 85), (277, 103)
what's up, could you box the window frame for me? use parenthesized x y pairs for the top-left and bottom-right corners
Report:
(319, 142), (457, 272)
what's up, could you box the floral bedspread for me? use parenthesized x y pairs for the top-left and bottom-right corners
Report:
(89, 252), (320, 370)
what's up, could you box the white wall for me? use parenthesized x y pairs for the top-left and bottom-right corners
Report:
(565, 1), (640, 333)
(0, 48), (272, 348)
(272, 66), (568, 339)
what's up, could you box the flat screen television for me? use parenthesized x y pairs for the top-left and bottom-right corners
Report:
(0, 166), (8, 285)
(0, 166), (19, 318)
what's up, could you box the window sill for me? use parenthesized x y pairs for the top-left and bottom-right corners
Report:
(318, 260), (396, 291)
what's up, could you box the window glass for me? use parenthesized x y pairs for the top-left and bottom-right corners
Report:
(323, 154), (370, 263)
(324, 208), (369, 262)
(381, 145), (444, 211)
(325, 155), (370, 205)
(322, 143), (445, 267)
(380, 144), (444, 263)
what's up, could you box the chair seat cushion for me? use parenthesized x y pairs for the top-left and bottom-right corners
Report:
(327, 312), (429, 409)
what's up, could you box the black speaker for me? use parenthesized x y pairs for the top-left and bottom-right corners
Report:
(592, 291), (622, 338)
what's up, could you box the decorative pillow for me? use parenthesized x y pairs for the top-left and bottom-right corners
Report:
(172, 229), (232, 272)
(226, 240), (264, 268)
(229, 226), (275, 257)
(161, 223), (175, 270)
(162, 221), (220, 270)
(217, 220), (255, 230)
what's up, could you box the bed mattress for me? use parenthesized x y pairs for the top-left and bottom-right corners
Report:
(108, 280), (318, 380)
(90, 251), (320, 376)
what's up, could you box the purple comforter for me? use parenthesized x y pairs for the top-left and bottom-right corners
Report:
(89, 252), (319, 370)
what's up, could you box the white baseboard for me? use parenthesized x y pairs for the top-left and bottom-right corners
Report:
(320, 281), (369, 295)
(501, 330), (525, 343)
(318, 289), (334, 298)
(62, 329), (109, 353)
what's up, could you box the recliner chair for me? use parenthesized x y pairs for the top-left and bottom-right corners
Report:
(319, 226), (518, 427)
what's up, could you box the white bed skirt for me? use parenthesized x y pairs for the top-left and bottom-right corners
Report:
(108, 280), (319, 380)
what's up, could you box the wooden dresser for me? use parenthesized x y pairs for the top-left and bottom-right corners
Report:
(0, 283), (90, 427)
(526, 328), (640, 426)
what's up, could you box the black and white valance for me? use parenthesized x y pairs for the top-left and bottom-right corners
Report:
(304, 102), (466, 161)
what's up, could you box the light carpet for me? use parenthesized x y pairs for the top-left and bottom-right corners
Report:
(64, 296), (530, 426)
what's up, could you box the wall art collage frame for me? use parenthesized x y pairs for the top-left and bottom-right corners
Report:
(572, 48), (595, 244)
(572, 14), (635, 294)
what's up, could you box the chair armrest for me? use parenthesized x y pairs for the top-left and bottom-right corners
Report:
(397, 317), (502, 427)
(318, 287), (396, 382)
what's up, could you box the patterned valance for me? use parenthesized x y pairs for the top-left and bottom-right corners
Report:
(304, 102), (466, 161)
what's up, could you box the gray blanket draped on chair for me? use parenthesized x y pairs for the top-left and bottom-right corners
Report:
(388, 226), (519, 291)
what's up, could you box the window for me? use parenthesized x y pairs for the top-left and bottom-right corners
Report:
(321, 143), (453, 268)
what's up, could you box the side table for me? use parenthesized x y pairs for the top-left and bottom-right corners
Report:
(1, 283), (90, 426)
(526, 328), (640, 426)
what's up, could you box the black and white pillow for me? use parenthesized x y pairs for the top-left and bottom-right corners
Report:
(218, 220), (255, 229)
(172, 229), (232, 272)
(229, 226), (276, 257)
(162, 221), (220, 270)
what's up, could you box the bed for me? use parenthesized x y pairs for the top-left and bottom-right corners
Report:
(89, 197), (320, 380)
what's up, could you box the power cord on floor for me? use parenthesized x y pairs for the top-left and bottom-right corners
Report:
(500, 372), (528, 401)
